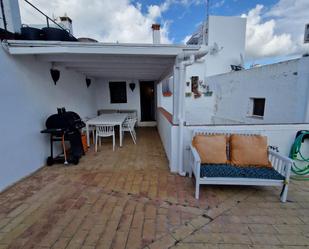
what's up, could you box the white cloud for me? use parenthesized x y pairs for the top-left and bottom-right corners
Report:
(18, 0), (172, 43)
(243, 5), (294, 59)
(182, 35), (191, 44)
(243, 1), (309, 60)
(267, 0), (309, 46)
(147, 5), (162, 20)
(18, 0), (206, 44)
(156, 0), (205, 14)
(212, 0), (225, 9)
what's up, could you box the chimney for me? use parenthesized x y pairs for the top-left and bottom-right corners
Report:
(0, 0), (21, 33)
(152, 24), (161, 44)
(59, 14), (73, 34)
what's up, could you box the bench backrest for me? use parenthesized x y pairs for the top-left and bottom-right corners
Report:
(192, 129), (261, 138)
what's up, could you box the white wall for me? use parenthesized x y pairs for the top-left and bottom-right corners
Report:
(94, 79), (142, 124)
(157, 110), (309, 174)
(205, 16), (246, 77)
(185, 63), (215, 125)
(157, 109), (177, 172)
(183, 16), (246, 125)
(207, 57), (309, 124)
(157, 16), (247, 125)
(157, 78), (173, 114)
(0, 47), (97, 191)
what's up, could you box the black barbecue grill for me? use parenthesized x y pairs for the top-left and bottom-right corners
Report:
(41, 108), (85, 166)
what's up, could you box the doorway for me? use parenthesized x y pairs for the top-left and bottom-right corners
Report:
(140, 81), (156, 122)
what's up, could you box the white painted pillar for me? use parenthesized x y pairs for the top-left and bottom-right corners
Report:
(302, 58), (309, 123)
(157, 82), (162, 108)
(305, 101), (309, 123)
(172, 64), (180, 124)
(175, 48), (210, 176)
(177, 63), (187, 175)
(1, 0), (21, 33)
(296, 57), (309, 122)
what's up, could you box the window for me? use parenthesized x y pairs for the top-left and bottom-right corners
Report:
(109, 82), (127, 103)
(252, 98), (265, 117)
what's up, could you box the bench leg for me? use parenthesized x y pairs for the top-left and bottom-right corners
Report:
(280, 184), (288, 203)
(195, 180), (200, 199)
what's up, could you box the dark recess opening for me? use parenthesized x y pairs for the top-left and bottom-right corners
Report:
(140, 81), (155, 122)
(253, 98), (265, 117)
(109, 82), (127, 103)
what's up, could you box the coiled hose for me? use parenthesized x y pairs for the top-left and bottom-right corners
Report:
(289, 131), (309, 181)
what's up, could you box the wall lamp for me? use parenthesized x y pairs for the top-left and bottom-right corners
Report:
(50, 63), (60, 85)
(86, 78), (91, 88)
(129, 82), (135, 92)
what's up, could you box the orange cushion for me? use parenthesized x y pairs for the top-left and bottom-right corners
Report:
(230, 134), (271, 167)
(192, 135), (228, 164)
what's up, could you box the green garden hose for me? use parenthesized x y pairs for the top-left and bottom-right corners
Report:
(289, 131), (309, 181)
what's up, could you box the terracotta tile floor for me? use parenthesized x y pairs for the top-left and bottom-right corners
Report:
(0, 128), (308, 249)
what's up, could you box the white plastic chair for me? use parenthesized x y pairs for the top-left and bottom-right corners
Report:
(125, 111), (137, 119)
(95, 124), (115, 152)
(122, 117), (137, 144)
(82, 117), (96, 144)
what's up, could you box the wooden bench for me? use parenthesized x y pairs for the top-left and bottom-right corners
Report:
(189, 130), (292, 202)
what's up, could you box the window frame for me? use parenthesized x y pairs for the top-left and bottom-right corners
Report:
(249, 97), (266, 118)
(109, 81), (127, 104)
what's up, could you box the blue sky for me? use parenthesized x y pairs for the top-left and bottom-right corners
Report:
(136, 0), (278, 43)
(19, 0), (309, 65)
(133, 0), (308, 65)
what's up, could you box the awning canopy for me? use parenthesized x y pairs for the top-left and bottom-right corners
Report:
(4, 40), (201, 81)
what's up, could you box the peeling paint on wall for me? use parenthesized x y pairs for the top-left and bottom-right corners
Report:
(206, 57), (309, 125)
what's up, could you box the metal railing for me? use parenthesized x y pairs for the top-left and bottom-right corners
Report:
(23, 0), (69, 33)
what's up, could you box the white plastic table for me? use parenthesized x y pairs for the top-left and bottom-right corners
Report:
(86, 113), (128, 147)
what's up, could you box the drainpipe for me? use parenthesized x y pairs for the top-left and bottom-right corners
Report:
(176, 47), (210, 176)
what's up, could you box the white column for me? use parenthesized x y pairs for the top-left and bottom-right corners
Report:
(1, 0), (21, 33)
(295, 57), (309, 122)
(172, 65), (180, 124)
(301, 59), (309, 122)
(177, 61), (188, 176)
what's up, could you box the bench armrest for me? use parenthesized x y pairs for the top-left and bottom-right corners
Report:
(268, 149), (292, 181)
(190, 144), (201, 178)
(268, 150), (293, 164)
(190, 144), (201, 164)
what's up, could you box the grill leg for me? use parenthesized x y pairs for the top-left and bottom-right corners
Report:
(50, 134), (54, 158)
(62, 134), (68, 165)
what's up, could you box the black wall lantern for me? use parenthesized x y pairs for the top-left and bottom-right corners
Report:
(86, 78), (91, 88)
(50, 68), (60, 85)
(129, 82), (135, 92)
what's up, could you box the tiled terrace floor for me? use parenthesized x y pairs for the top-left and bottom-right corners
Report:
(0, 128), (309, 249)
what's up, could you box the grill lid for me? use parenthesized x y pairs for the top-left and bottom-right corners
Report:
(45, 108), (85, 130)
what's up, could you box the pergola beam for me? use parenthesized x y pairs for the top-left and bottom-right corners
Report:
(65, 65), (169, 71)
(38, 55), (175, 64)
